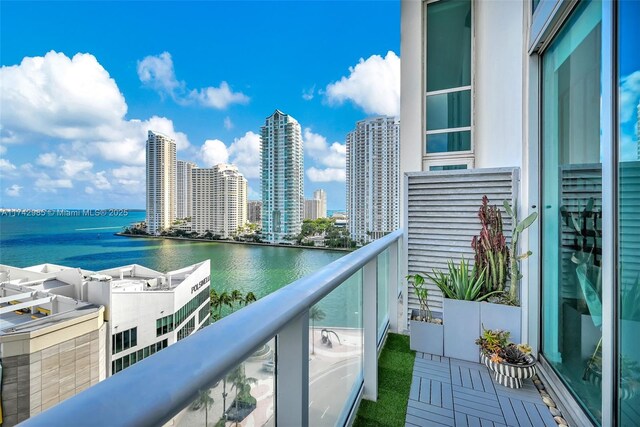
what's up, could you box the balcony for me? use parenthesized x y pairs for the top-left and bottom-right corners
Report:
(22, 230), (404, 427)
(17, 168), (588, 427)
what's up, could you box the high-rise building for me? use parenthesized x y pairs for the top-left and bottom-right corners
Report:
(347, 117), (400, 244)
(146, 131), (176, 235)
(304, 198), (322, 220)
(248, 200), (262, 224)
(192, 164), (247, 238)
(313, 189), (327, 218)
(176, 160), (196, 219)
(260, 110), (304, 242)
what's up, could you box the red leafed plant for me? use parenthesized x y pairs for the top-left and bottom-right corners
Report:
(471, 196), (509, 293)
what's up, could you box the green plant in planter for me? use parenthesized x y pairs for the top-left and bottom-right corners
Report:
(503, 199), (538, 303)
(476, 327), (533, 365)
(428, 257), (500, 301)
(475, 327), (511, 356)
(407, 273), (440, 323)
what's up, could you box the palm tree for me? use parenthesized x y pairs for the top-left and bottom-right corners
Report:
(309, 305), (326, 355)
(193, 389), (214, 426)
(217, 291), (234, 318)
(230, 290), (244, 310)
(243, 292), (257, 306)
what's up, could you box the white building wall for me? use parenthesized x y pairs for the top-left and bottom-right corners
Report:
(313, 189), (327, 218)
(177, 160), (196, 219)
(399, 0), (526, 227)
(473, 0), (524, 170)
(192, 164), (247, 238)
(102, 261), (210, 376)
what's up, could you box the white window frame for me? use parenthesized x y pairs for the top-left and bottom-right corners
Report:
(423, 156), (474, 172)
(423, 0), (475, 162)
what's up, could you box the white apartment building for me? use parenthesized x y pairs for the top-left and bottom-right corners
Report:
(176, 160), (196, 220)
(313, 189), (327, 218)
(146, 130), (176, 235)
(192, 164), (248, 238)
(247, 200), (262, 224)
(304, 198), (322, 220)
(0, 261), (209, 425)
(346, 117), (400, 244)
(260, 110), (304, 243)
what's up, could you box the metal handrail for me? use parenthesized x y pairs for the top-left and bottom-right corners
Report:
(22, 229), (402, 427)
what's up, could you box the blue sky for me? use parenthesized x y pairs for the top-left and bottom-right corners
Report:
(0, 1), (400, 210)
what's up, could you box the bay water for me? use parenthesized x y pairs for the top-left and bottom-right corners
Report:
(0, 211), (359, 326)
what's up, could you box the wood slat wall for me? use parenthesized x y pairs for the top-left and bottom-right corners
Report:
(405, 168), (519, 322)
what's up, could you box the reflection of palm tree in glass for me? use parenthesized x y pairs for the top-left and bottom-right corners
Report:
(193, 389), (214, 426)
(227, 364), (257, 426)
(309, 306), (326, 355)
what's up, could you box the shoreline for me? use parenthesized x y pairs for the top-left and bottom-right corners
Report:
(114, 233), (354, 252)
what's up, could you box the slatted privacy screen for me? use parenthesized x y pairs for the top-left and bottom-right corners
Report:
(405, 168), (519, 321)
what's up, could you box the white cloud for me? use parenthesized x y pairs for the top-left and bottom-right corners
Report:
(200, 139), (229, 166)
(36, 152), (60, 167)
(35, 177), (73, 192)
(112, 166), (144, 180)
(302, 128), (346, 181)
(93, 171), (112, 190)
(85, 186), (95, 194)
(137, 52), (183, 98)
(302, 85), (315, 101)
(1, 51), (127, 139)
(325, 51), (400, 116)
(0, 51), (190, 166)
(224, 116), (234, 130)
(228, 131), (261, 179)
(620, 71), (640, 123)
(306, 167), (346, 183)
(0, 158), (17, 173)
(138, 52), (249, 110)
(198, 131), (261, 179)
(62, 159), (93, 177)
(188, 82), (249, 109)
(5, 184), (22, 197)
(0, 145), (6, 155)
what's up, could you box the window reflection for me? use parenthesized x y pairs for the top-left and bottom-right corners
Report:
(618, 0), (640, 424)
(541, 0), (603, 423)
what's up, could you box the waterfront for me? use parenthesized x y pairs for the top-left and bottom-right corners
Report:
(0, 212), (355, 325)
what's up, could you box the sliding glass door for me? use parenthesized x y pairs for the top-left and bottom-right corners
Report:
(617, 1), (640, 424)
(541, 0), (603, 423)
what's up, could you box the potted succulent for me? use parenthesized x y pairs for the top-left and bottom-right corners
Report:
(471, 196), (537, 344)
(476, 327), (536, 389)
(407, 273), (443, 355)
(429, 257), (499, 362)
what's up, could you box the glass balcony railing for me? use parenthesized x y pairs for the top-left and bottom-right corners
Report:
(21, 229), (403, 427)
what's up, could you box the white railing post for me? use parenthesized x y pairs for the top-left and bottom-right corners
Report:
(363, 258), (378, 401)
(388, 239), (399, 333)
(276, 311), (309, 425)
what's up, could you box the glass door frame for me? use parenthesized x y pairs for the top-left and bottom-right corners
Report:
(529, 0), (618, 425)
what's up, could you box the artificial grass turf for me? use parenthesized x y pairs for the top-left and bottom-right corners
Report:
(353, 333), (416, 427)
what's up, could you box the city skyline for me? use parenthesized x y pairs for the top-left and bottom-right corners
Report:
(0, 1), (400, 210)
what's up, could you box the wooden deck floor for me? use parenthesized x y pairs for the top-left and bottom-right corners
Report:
(406, 353), (557, 427)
